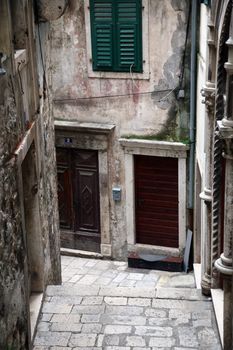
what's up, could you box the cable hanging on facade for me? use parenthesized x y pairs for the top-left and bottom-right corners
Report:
(53, 87), (181, 104)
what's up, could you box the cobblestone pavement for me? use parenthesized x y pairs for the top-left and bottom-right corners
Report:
(33, 256), (221, 350)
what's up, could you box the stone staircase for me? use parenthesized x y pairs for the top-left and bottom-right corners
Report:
(33, 256), (221, 349)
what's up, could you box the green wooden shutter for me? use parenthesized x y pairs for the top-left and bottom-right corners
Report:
(116, 0), (142, 72)
(90, 0), (114, 71)
(90, 0), (142, 73)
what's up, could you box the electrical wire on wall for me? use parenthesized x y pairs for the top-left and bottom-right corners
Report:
(130, 63), (140, 90)
(53, 88), (178, 104)
(52, 2), (191, 105)
(36, 11), (178, 106)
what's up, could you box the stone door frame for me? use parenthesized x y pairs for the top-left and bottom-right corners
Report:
(14, 120), (45, 341)
(55, 120), (115, 257)
(120, 138), (189, 256)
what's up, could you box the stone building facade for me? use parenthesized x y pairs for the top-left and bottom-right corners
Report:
(194, 0), (233, 348)
(0, 1), (63, 348)
(50, 0), (191, 261)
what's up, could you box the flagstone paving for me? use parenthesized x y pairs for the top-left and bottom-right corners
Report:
(33, 256), (221, 350)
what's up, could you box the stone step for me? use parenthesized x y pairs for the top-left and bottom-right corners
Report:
(46, 285), (100, 297)
(156, 287), (209, 301)
(98, 286), (156, 298)
(61, 247), (103, 260)
(128, 253), (183, 272)
(46, 285), (210, 302)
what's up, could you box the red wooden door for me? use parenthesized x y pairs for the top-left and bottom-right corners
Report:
(57, 148), (100, 252)
(135, 155), (179, 248)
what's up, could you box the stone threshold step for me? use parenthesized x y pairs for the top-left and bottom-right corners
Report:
(61, 247), (103, 259)
(128, 253), (183, 272)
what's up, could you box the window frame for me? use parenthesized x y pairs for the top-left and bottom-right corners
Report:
(85, 0), (150, 80)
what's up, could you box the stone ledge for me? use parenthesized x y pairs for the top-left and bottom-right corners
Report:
(128, 253), (183, 272)
(46, 285), (100, 296)
(119, 138), (189, 158)
(98, 287), (156, 298)
(55, 120), (115, 134)
(119, 138), (189, 151)
(156, 287), (208, 301)
(61, 248), (103, 260)
(128, 243), (181, 258)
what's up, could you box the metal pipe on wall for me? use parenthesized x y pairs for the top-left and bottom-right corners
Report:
(188, 0), (198, 209)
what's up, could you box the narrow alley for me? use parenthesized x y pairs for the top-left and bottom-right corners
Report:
(33, 256), (221, 350)
(2, 1), (233, 349)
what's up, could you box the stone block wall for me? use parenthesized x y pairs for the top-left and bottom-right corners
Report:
(0, 1), (61, 348)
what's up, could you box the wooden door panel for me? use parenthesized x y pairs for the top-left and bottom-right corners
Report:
(60, 231), (101, 252)
(56, 148), (100, 253)
(74, 149), (99, 168)
(75, 169), (100, 232)
(57, 149), (73, 230)
(135, 155), (179, 248)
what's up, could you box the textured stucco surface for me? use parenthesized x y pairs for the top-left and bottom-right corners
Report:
(51, 0), (189, 135)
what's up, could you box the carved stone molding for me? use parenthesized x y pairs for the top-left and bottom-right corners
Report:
(207, 20), (217, 48)
(217, 120), (233, 140)
(199, 187), (212, 204)
(215, 253), (233, 276)
(201, 82), (216, 115)
(201, 273), (212, 296)
(222, 138), (233, 160)
(222, 118), (233, 128)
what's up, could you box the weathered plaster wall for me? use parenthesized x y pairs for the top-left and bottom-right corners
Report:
(50, 0), (190, 259)
(51, 0), (190, 136)
(0, 1), (61, 348)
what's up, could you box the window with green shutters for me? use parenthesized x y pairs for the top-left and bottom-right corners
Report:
(90, 0), (143, 73)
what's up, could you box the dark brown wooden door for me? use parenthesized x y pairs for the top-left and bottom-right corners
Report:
(57, 149), (73, 230)
(135, 155), (179, 248)
(57, 148), (100, 252)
